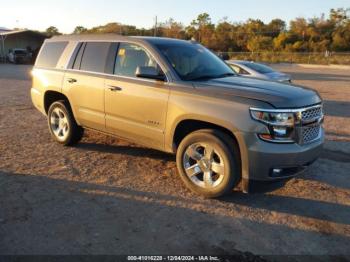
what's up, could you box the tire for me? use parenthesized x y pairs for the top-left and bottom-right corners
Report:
(47, 100), (84, 146)
(176, 129), (241, 198)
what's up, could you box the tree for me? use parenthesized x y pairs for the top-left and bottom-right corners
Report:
(332, 20), (350, 51)
(273, 32), (288, 50)
(63, 7), (350, 53)
(45, 26), (61, 37)
(73, 26), (87, 34)
(290, 18), (308, 39)
(291, 41), (308, 52)
(214, 19), (236, 51)
(89, 23), (122, 34)
(247, 36), (273, 52)
(310, 39), (331, 52)
(159, 18), (185, 39)
(186, 13), (215, 46)
(86, 22), (153, 36)
(267, 19), (286, 37)
(330, 8), (349, 26)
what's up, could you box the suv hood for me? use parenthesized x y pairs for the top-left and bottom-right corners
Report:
(193, 76), (321, 108)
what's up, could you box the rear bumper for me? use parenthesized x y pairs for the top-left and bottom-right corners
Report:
(31, 87), (45, 115)
(14, 56), (30, 63)
(243, 128), (324, 181)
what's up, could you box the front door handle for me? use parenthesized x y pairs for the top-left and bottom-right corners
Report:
(108, 85), (123, 92)
(67, 78), (77, 84)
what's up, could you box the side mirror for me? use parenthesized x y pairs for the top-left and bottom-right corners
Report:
(135, 66), (166, 81)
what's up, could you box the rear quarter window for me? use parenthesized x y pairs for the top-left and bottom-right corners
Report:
(35, 42), (68, 68)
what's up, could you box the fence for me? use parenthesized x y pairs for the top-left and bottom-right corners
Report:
(1, 50), (350, 65)
(218, 52), (350, 65)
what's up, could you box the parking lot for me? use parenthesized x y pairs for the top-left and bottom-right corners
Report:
(0, 63), (349, 257)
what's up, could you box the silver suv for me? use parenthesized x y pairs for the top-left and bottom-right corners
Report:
(31, 35), (324, 197)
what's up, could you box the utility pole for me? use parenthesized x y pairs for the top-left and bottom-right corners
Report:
(0, 35), (3, 62)
(0, 35), (7, 63)
(154, 16), (157, 37)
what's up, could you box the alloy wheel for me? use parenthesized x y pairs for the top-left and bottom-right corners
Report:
(50, 107), (69, 142)
(183, 142), (225, 188)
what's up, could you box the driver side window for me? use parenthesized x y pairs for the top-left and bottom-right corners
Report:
(114, 43), (160, 78)
(230, 64), (249, 75)
(230, 65), (240, 74)
(238, 66), (250, 75)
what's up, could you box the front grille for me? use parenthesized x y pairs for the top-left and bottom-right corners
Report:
(302, 125), (321, 144)
(302, 106), (323, 121)
(297, 105), (323, 144)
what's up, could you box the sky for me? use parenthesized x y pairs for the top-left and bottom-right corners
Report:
(1, 0), (349, 33)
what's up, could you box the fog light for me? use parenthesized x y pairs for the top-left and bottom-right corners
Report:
(272, 126), (287, 136)
(270, 167), (305, 178)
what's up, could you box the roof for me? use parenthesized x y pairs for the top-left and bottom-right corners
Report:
(135, 36), (191, 45)
(0, 27), (11, 32)
(0, 30), (26, 36)
(0, 30), (46, 37)
(49, 34), (192, 45)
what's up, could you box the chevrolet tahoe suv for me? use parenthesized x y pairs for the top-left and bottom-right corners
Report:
(31, 35), (324, 198)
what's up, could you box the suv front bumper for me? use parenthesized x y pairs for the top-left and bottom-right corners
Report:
(242, 128), (324, 181)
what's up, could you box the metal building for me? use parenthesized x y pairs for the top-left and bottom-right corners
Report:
(0, 30), (47, 62)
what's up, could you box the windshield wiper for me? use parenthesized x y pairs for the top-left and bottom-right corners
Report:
(188, 73), (236, 81)
(187, 75), (218, 81)
(214, 73), (236, 78)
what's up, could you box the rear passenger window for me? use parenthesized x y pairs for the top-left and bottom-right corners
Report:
(35, 42), (68, 68)
(79, 42), (111, 73)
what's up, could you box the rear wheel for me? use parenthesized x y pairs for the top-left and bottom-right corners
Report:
(176, 129), (241, 198)
(47, 101), (84, 146)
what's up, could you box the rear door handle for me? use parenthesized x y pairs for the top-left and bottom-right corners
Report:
(108, 85), (123, 92)
(67, 78), (77, 84)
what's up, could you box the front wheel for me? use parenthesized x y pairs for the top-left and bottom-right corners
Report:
(176, 129), (241, 198)
(47, 100), (84, 146)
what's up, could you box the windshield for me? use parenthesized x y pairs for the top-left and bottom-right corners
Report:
(242, 62), (275, 74)
(14, 50), (27, 55)
(155, 42), (235, 81)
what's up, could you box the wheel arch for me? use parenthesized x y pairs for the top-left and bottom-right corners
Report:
(44, 91), (72, 115)
(172, 119), (238, 151)
(169, 117), (249, 181)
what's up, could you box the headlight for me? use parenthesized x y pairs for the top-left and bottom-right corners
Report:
(250, 109), (297, 143)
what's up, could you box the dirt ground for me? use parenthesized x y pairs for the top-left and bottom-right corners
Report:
(0, 63), (349, 257)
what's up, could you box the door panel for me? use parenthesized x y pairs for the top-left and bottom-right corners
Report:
(61, 42), (111, 131)
(105, 76), (169, 150)
(62, 72), (105, 131)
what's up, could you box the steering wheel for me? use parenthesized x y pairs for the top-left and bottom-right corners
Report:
(184, 65), (207, 79)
